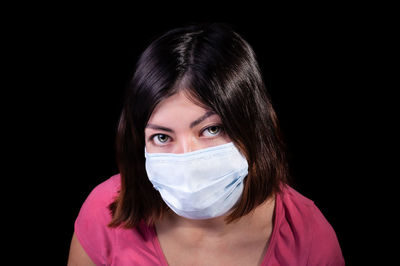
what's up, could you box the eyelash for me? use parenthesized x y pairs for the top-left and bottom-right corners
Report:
(148, 124), (225, 145)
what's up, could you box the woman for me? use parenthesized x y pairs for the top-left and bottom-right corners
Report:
(68, 23), (344, 265)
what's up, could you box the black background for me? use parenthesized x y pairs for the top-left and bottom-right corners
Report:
(8, 5), (385, 265)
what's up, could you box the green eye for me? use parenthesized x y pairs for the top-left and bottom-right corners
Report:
(203, 125), (223, 137)
(207, 126), (220, 135)
(154, 134), (169, 144)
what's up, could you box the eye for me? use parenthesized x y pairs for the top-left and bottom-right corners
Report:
(152, 134), (170, 145)
(202, 125), (223, 137)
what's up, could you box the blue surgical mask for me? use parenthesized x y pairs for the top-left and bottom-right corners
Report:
(144, 142), (249, 219)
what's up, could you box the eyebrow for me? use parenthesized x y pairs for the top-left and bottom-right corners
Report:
(146, 111), (216, 133)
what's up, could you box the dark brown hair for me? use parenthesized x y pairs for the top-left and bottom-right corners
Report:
(109, 23), (288, 228)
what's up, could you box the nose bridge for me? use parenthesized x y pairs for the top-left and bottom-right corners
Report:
(175, 134), (199, 154)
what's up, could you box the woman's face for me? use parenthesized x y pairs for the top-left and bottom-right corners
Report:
(145, 91), (231, 154)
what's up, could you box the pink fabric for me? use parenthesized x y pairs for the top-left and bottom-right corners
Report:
(75, 174), (344, 265)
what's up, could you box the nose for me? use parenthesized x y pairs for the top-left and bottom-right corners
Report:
(174, 136), (200, 154)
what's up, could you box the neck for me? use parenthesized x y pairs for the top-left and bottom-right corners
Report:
(156, 196), (276, 241)
(168, 212), (234, 237)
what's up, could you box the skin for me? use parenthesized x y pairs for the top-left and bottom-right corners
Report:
(68, 91), (275, 265)
(147, 91), (275, 265)
(145, 91), (231, 153)
(68, 233), (95, 265)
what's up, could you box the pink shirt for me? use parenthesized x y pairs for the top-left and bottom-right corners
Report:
(75, 174), (344, 265)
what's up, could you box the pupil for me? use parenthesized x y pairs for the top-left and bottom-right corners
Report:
(158, 135), (167, 142)
(210, 126), (219, 134)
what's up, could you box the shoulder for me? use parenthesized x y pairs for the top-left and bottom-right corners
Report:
(77, 174), (120, 225)
(274, 186), (344, 265)
(81, 174), (121, 211)
(74, 174), (121, 265)
(74, 174), (166, 265)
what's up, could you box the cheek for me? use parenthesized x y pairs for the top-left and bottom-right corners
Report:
(223, 134), (232, 142)
(191, 135), (199, 145)
(145, 143), (156, 153)
(200, 135), (232, 149)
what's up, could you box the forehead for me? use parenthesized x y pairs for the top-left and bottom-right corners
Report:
(148, 91), (211, 123)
